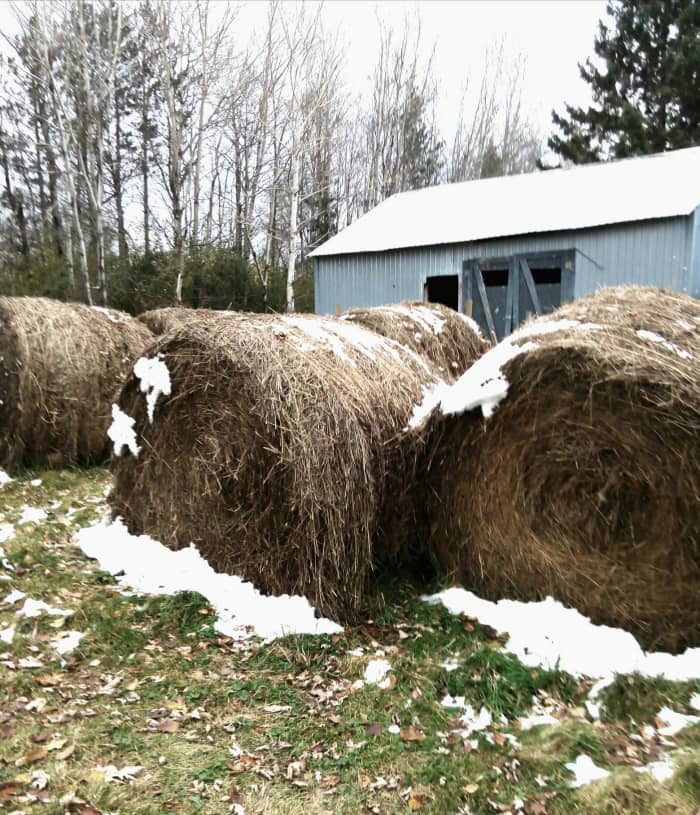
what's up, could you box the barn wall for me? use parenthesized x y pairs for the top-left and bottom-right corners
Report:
(314, 215), (694, 314)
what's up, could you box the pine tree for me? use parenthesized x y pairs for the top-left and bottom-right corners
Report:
(549, 0), (700, 163)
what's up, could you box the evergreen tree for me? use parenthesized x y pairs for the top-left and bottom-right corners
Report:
(549, 0), (700, 163)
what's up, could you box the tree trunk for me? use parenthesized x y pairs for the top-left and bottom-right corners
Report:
(286, 130), (301, 312)
(112, 96), (128, 262)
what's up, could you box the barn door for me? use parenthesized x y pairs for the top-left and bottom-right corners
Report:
(463, 250), (575, 339)
(463, 257), (513, 341)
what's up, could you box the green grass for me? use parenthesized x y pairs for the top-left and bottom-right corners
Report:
(0, 467), (699, 814)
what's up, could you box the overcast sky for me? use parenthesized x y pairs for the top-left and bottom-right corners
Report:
(236, 0), (608, 144)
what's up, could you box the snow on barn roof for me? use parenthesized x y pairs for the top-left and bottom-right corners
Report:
(311, 146), (700, 258)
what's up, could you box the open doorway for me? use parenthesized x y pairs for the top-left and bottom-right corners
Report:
(424, 275), (458, 310)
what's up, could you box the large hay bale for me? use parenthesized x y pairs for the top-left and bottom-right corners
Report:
(109, 311), (460, 620)
(0, 297), (153, 472)
(341, 301), (489, 376)
(136, 307), (211, 335)
(420, 286), (700, 652)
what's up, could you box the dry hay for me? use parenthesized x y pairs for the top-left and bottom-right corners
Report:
(341, 301), (490, 376)
(422, 286), (700, 652)
(109, 310), (447, 621)
(136, 307), (218, 335)
(0, 297), (153, 472)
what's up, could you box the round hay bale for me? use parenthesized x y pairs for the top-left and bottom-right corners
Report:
(341, 301), (489, 375)
(0, 297), (154, 472)
(109, 311), (445, 620)
(136, 307), (212, 335)
(421, 286), (700, 652)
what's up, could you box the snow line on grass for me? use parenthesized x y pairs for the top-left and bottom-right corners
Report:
(565, 754), (610, 788)
(0, 469), (13, 486)
(18, 506), (47, 525)
(76, 517), (342, 641)
(425, 588), (700, 685)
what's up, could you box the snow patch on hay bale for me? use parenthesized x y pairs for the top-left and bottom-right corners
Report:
(0, 296), (153, 472)
(109, 310), (449, 621)
(341, 301), (490, 376)
(420, 286), (700, 652)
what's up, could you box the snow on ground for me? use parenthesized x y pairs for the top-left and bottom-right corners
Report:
(0, 626), (15, 644)
(53, 630), (85, 656)
(18, 598), (74, 618)
(426, 589), (700, 690)
(441, 695), (493, 738)
(634, 757), (675, 783)
(17, 506), (47, 525)
(0, 469), (13, 486)
(77, 518), (342, 641)
(133, 354), (172, 423)
(636, 329), (693, 360)
(108, 405), (140, 458)
(0, 524), (13, 543)
(655, 706), (700, 736)
(565, 755), (610, 788)
(363, 658), (393, 688)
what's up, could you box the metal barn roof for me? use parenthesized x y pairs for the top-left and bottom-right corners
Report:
(311, 146), (700, 258)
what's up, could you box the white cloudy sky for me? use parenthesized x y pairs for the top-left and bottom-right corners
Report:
(237, 0), (608, 142)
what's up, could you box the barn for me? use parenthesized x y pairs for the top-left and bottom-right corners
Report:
(311, 146), (700, 338)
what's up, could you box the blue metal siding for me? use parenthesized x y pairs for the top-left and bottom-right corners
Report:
(690, 206), (700, 298)
(314, 215), (695, 314)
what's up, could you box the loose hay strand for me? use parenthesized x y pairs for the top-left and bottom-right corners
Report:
(423, 286), (700, 652)
(0, 297), (153, 471)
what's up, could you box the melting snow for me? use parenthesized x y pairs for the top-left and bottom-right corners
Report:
(0, 626), (14, 644)
(3, 589), (26, 605)
(108, 405), (140, 458)
(454, 311), (484, 336)
(426, 589), (700, 687)
(29, 478), (42, 487)
(134, 354), (172, 423)
(441, 695), (493, 736)
(517, 712), (560, 731)
(53, 630), (85, 656)
(655, 706), (700, 736)
(408, 319), (602, 426)
(565, 754), (610, 788)
(636, 329), (692, 360)
(634, 757), (675, 783)
(18, 598), (73, 618)
(0, 524), (13, 543)
(690, 693), (700, 712)
(364, 658), (393, 688)
(378, 304), (447, 335)
(676, 319), (695, 331)
(18, 506), (47, 525)
(76, 518), (342, 641)
(0, 469), (12, 486)
(91, 306), (128, 323)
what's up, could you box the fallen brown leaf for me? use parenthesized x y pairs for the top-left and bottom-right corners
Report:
(407, 792), (423, 810)
(156, 719), (180, 733)
(0, 781), (23, 801)
(365, 722), (382, 738)
(55, 743), (76, 761)
(464, 783), (479, 794)
(400, 726), (425, 742)
(15, 747), (48, 767)
(35, 673), (63, 687)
